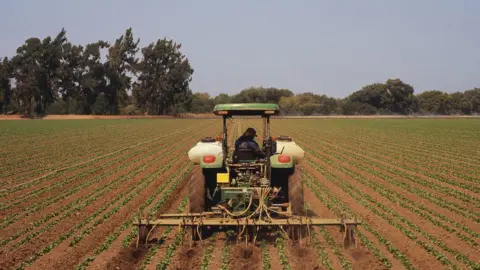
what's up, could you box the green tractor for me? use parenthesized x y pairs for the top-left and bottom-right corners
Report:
(135, 103), (360, 248)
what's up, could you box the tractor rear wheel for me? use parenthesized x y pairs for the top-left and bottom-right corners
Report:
(189, 166), (205, 213)
(288, 167), (306, 241)
(288, 167), (305, 216)
(188, 166), (207, 241)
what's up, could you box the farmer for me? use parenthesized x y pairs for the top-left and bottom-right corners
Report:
(234, 127), (266, 160)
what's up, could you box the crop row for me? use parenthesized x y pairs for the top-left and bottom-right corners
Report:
(286, 121), (480, 171)
(301, 171), (415, 269)
(0, 119), (200, 157)
(291, 131), (479, 242)
(316, 127), (480, 182)
(78, 166), (192, 269)
(8, 123), (221, 269)
(0, 130), (190, 232)
(136, 196), (189, 270)
(275, 125), (480, 219)
(304, 158), (478, 269)
(1, 120), (204, 182)
(287, 126), (478, 267)
(278, 123), (480, 191)
(0, 124), (150, 177)
(322, 132), (480, 191)
(13, 154), (183, 270)
(4, 148), (170, 249)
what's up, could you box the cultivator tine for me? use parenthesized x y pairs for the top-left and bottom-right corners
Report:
(339, 213), (358, 249)
(245, 226), (248, 250)
(136, 214), (153, 248)
(252, 223), (259, 246)
(343, 224), (357, 249)
(132, 207), (361, 251)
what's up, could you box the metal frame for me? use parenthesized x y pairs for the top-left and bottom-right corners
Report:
(134, 105), (362, 250)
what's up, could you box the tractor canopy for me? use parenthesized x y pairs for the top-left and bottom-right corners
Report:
(213, 103), (280, 116)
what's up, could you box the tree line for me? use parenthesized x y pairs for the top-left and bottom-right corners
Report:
(191, 81), (480, 116)
(0, 28), (479, 116)
(0, 28), (193, 116)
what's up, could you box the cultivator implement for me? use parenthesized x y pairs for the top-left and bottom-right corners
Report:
(134, 188), (360, 249)
(133, 103), (362, 252)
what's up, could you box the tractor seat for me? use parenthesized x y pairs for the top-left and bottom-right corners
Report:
(232, 149), (256, 163)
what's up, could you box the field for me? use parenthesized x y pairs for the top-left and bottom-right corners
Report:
(0, 117), (479, 270)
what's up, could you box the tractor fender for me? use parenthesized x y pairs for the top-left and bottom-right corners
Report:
(200, 154), (224, 168)
(270, 154), (294, 168)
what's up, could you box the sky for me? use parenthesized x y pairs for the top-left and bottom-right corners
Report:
(1, 0), (479, 98)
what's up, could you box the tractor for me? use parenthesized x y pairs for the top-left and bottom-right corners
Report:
(134, 103), (360, 248)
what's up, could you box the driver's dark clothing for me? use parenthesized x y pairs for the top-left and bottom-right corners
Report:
(234, 135), (266, 160)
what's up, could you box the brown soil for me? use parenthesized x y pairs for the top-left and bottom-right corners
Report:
(170, 243), (205, 270)
(1, 153), (182, 270)
(266, 243), (284, 270)
(300, 162), (447, 270)
(285, 242), (322, 270)
(277, 125), (479, 216)
(23, 124), (218, 270)
(1, 136), (183, 249)
(2, 118), (477, 270)
(205, 232), (227, 270)
(1, 148), (137, 215)
(228, 243), (262, 270)
(140, 199), (191, 270)
(24, 157), (188, 270)
(310, 139), (478, 227)
(320, 136), (480, 199)
(0, 133), (182, 232)
(1, 123), (190, 186)
(92, 165), (191, 270)
(2, 124), (218, 270)
(302, 176), (391, 270)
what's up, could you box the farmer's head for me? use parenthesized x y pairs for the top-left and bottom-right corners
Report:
(243, 127), (257, 138)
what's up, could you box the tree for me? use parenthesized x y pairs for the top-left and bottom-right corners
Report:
(2, 26), (478, 117)
(11, 37), (43, 116)
(343, 83), (386, 115)
(462, 88), (480, 114)
(341, 79), (416, 115)
(416, 90), (452, 114)
(449, 92), (467, 114)
(38, 28), (68, 114)
(278, 96), (299, 115)
(190, 92), (214, 113)
(0, 57), (13, 113)
(77, 41), (109, 114)
(230, 86), (293, 104)
(385, 78), (415, 114)
(213, 93), (231, 105)
(9, 29), (68, 116)
(103, 28), (140, 114)
(57, 43), (83, 114)
(133, 38), (194, 115)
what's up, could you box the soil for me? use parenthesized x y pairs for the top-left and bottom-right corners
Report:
(2, 118), (477, 270)
(24, 124), (218, 270)
(0, 133), (188, 243)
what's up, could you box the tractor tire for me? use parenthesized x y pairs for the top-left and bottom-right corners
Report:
(188, 166), (208, 241)
(288, 167), (307, 241)
(288, 167), (305, 216)
(189, 166), (205, 214)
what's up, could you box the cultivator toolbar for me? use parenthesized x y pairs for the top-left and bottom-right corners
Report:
(135, 188), (360, 249)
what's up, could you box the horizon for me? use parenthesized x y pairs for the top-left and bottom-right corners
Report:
(1, 0), (479, 98)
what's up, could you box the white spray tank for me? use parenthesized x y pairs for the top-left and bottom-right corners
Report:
(188, 137), (224, 164)
(274, 135), (304, 162)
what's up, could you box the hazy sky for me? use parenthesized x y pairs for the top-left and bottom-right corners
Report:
(1, 0), (479, 98)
